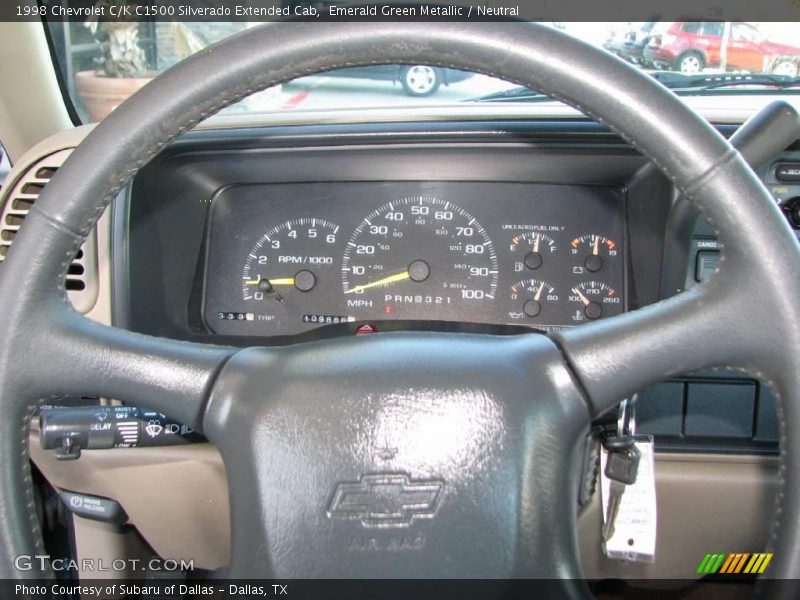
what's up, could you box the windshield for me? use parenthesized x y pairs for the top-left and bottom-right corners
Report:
(45, 19), (800, 123)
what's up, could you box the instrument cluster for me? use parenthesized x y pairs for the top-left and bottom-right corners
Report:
(203, 181), (625, 338)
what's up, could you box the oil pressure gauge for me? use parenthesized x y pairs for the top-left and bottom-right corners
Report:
(508, 278), (558, 320)
(570, 234), (618, 273)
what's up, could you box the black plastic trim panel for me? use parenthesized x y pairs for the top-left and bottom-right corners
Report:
(118, 119), (651, 340)
(637, 375), (779, 455)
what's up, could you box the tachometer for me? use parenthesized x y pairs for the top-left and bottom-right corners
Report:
(241, 218), (339, 303)
(341, 196), (498, 319)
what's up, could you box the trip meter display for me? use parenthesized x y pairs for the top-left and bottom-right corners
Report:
(202, 182), (625, 337)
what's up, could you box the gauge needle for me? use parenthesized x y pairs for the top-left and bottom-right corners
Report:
(593, 235), (599, 256)
(533, 234), (540, 253)
(345, 270), (410, 294)
(572, 287), (591, 306)
(244, 277), (295, 286)
(534, 281), (547, 301)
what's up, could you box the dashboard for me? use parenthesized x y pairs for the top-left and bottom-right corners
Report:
(203, 181), (626, 337)
(101, 115), (795, 469)
(21, 112), (788, 580)
(117, 121), (668, 347)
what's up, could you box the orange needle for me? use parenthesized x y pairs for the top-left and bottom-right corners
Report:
(534, 281), (546, 301)
(572, 287), (591, 306)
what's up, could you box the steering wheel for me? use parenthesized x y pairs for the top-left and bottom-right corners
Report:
(1, 22), (799, 593)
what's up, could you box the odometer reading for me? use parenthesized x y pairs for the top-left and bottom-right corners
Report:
(341, 196), (498, 320)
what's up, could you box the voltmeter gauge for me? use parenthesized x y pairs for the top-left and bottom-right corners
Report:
(507, 278), (558, 321)
(568, 281), (622, 321)
(509, 232), (557, 271)
(570, 234), (618, 273)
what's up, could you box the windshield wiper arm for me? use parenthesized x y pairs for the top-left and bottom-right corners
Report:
(649, 71), (800, 92)
(467, 86), (551, 102)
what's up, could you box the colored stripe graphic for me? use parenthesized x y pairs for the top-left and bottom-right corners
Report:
(711, 553), (726, 573)
(744, 554), (762, 574)
(759, 554), (773, 573)
(699, 553), (773, 574)
(724, 553), (749, 574)
(736, 553), (750, 573)
(697, 553), (726, 574)
(719, 554), (737, 574)
(696, 554), (713, 573)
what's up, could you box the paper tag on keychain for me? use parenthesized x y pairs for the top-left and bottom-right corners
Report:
(600, 436), (657, 562)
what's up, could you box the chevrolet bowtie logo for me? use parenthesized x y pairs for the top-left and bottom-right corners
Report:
(327, 473), (444, 528)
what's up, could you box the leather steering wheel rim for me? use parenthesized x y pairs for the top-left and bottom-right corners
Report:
(1, 22), (799, 589)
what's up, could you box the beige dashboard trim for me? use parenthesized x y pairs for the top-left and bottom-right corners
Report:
(30, 433), (777, 579)
(30, 435), (231, 571)
(580, 452), (777, 580)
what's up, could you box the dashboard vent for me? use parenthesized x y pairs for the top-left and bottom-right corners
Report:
(0, 149), (98, 313)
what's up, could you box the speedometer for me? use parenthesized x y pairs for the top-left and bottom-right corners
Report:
(341, 196), (498, 320)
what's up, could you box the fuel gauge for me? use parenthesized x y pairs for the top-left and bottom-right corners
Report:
(508, 278), (558, 320)
(570, 234), (618, 273)
(510, 232), (557, 271)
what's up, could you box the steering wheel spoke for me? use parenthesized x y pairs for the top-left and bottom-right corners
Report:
(29, 308), (234, 431)
(553, 274), (769, 417)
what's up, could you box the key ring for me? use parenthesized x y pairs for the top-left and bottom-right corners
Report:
(616, 394), (638, 439)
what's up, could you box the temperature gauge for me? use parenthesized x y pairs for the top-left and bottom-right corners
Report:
(568, 281), (622, 321)
(570, 234), (617, 273)
(508, 278), (558, 320)
(510, 232), (556, 271)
